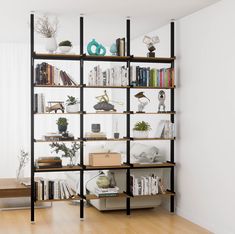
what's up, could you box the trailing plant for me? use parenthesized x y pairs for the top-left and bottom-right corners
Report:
(133, 121), (151, 131)
(35, 15), (58, 38)
(56, 117), (68, 127)
(59, 40), (72, 47)
(50, 142), (80, 165)
(66, 96), (79, 106)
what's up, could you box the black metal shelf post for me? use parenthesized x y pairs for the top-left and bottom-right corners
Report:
(30, 13), (35, 223)
(79, 16), (85, 220)
(170, 21), (175, 213)
(126, 17), (131, 215)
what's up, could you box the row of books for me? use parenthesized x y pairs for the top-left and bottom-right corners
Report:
(130, 174), (166, 196)
(34, 178), (75, 200)
(34, 93), (45, 113)
(88, 65), (128, 86)
(35, 157), (62, 169)
(94, 186), (119, 197)
(35, 62), (78, 86)
(130, 66), (174, 87)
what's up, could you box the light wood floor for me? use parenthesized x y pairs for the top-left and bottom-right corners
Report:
(0, 202), (211, 234)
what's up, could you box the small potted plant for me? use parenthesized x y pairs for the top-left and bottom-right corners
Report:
(133, 121), (151, 138)
(57, 117), (68, 133)
(66, 96), (80, 113)
(50, 142), (80, 167)
(58, 40), (72, 53)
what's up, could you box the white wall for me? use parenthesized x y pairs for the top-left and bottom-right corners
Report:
(130, 0), (235, 233)
(176, 0), (235, 233)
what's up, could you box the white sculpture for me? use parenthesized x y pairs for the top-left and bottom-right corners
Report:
(134, 92), (150, 113)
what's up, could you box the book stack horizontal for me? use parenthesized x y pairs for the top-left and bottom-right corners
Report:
(35, 157), (62, 169)
(34, 178), (76, 200)
(34, 62), (78, 86)
(85, 132), (107, 140)
(94, 186), (119, 198)
(130, 66), (174, 88)
(43, 133), (75, 141)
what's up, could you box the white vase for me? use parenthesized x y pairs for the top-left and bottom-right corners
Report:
(133, 130), (149, 138)
(45, 37), (57, 53)
(66, 103), (80, 113)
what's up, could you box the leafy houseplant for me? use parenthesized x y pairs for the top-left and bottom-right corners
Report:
(50, 142), (80, 166)
(35, 15), (58, 53)
(59, 40), (72, 53)
(66, 96), (80, 113)
(57, 117), (68, 133)
(133, 121), (151, 138)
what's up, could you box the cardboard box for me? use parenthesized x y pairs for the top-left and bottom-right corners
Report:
(89, 152), (121, 166)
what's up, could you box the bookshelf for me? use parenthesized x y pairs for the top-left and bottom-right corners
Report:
(30, 14), (175, 222)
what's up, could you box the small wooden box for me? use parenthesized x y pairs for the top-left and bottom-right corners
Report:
(89, 152), (121, 166)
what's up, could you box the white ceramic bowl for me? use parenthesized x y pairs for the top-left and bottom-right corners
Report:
(59, 46), (72, 53)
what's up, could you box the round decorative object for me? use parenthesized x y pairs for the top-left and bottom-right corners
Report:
(110, 43), (117, 55)
(45, 37), (57, 53)
(58, 125), (67, 133)
(59, 46), (72, 53)
(96, 175), (110, 188)
(91, 124), (101, 133)
(93, 102), (116, 112)
(87, 39), (106, 56)
(66, 103), (80, 113)
(133, 130), (149, 138)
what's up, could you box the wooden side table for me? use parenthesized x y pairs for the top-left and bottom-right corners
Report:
(0, 178), (30, 198)
(0, 178), (51, 210)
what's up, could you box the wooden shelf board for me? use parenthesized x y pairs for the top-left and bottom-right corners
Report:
(83, 55), (129, 62)
(85, 193), (128, 200)
(84, 164), (130, 170)
(34, 85), (81, 88)
(86, 112), (127, 115)
(35, 139), (81, 143)
(131, 56), (175, 63)
(132, 162), (175, 168)
(133, 112), (175, 115)
(131, 86), (175, 90)
(84, 85), (130, 89)
(132, 191), (175, 198)
(34, 165), (82, 172)
(131, 137), (175, 141)
(85, 138), (129, 142)
(33, 53), (82, 60)
(35, 112), (81, 115)
(35, 196), (81, 202)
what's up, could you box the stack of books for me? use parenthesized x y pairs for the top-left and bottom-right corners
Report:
(43, 133), (75, 141)
(85, 132), (107, 140)
(130, 174), (166, 196)
(88, 65), (128, 86)
(34, 178), (76, 200)
(35, 157), (62, 169)
(94, 186), (119, 198)
(34, 62), (78, 86)
(130, 66), (174, 87)
(116, 38), (125, 56)
(34, 93), (45, 113)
